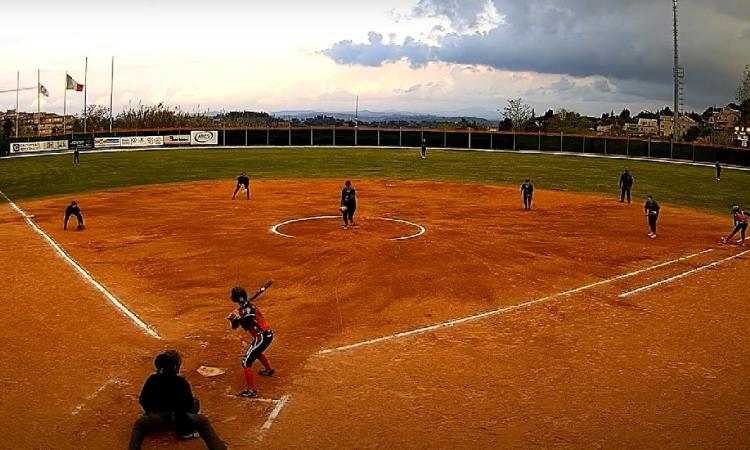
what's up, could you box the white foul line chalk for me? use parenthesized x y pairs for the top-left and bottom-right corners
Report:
(0, 190), (160, 339)
(317, 249), (713, 355)
(619, 249), (750, 298)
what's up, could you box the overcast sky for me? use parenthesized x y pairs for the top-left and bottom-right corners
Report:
(1, 0), (748, 118)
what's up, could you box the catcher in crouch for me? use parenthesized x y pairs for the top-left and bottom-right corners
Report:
(340, 180), (357, 229)
(227, 284), (275, 398)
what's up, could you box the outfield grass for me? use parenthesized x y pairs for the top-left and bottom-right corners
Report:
(1, 148), (749, 215)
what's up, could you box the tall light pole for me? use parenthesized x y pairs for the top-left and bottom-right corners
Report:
(672, 0), (683, 141)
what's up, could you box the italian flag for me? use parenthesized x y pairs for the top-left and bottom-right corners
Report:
(66, 74), (84, 92)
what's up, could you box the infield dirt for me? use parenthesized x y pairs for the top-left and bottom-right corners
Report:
(2, 179), (750, 448)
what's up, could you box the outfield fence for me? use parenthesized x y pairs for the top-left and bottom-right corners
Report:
(5, 126), (749, 167)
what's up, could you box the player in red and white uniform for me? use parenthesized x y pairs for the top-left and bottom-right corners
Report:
(227, 286), (275, 398)
(722, 206), (748, 246)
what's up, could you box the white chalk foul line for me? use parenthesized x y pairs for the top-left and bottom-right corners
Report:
(271, 215), (426, 241)
(71, 378), (126, 415)
(619, 249), (750, 298)
(317, 249), (713, 355)
(0, 190), (160, 339)
(259, 394), (291, 439)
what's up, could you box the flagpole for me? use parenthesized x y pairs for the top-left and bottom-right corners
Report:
(109, 56), (114, 132)
(83, 56), (88, 133)
(63, 72), (68, 134)
(37, 69), (41, 136)
(15, 71), (19, 137)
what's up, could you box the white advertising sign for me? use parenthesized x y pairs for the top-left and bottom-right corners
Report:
(164, 135), (191, 145)
(120, 136), (164, 147)
(94, 137), (122, 148)
(10, 140), (68, 153)
(190, 130), (219, 145)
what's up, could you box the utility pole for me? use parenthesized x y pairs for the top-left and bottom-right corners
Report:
(672, 0), (684, 141)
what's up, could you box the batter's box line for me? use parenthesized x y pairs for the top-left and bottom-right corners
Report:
(316, 249), (714, 355)
(224, 394), (291, 441)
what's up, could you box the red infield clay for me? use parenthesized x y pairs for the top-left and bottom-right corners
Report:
(3, 179), (750, 448)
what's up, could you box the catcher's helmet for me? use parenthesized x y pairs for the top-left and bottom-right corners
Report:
(155, 349), (182, 375)
(733, 205), (740, 212)
(231, 286), (248, 303)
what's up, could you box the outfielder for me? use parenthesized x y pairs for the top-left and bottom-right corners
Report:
(64, 200), (85, 230)
(420, 139), (427, 159)
(340, 180), (357, 229)
(232, 172), (251, 200)
(227, 284), (275, 398)
(721, 206), (748, 246)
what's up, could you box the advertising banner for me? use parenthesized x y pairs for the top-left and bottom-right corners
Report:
(164, 134), (191, 145)
(94, 137), (122, 148)
(120, 136), (164, 147)
(69, 137), (95, 150)
(10, 140), (68, 153)
(190, 130), (219, 145)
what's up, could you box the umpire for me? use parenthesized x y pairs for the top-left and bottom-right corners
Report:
(128, 350), (226, 450)
(619, 168), (633, 203)
(520, 179), (534, 210)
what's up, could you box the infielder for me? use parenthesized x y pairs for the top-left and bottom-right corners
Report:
(232, 172), (251, 200)
(520, 179), (534, 210)
(644, 195), (660, 238)
(64, 201), (85, 230)
(227, 285), (275, 398)
(340, 180), (357, 229)
(721, 206), (748, 246)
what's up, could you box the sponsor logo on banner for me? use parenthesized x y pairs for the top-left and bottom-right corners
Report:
(191, 130), (219, 145)
(94, 137), (122, 148)
(10, 140), (68, 153)
(69, 137), (95, 150)
(120, 136), (164, 147)
(164, 135), (191, 145)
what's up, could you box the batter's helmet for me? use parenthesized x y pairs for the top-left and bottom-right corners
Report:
(231, 286), (248, 303)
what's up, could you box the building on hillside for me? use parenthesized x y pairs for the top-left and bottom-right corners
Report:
(2, 109), (73, 136)
(708, 107), (741, 131)
(623, 118), (659, 137)
(596, 125), (613, 135)
(659, 115), (697, 138)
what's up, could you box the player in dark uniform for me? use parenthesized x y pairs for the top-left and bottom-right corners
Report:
(619, 169), (633, 203)
(73, 148), (80, 166)
(644, 195), (660, 238)
(721, 206), (748, 246)
(231, 172), (251, 200)
(715, 161), (722, 181)
(520, 179), (534, 210)
(420, 139), (427, 159)
(340, 180), (357, 229)
(128, 350), (226, 450)
(64, 200), (85, 230)
(227, 286), (275, 398)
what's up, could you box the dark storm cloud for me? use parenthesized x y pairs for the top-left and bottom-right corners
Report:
(323, 0), (750, 106)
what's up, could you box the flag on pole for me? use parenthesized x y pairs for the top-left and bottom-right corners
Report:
(38, 84), (49, 97)
(66, 75), (84, 92)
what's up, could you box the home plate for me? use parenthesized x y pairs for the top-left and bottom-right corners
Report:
(197, 366), (226, 377)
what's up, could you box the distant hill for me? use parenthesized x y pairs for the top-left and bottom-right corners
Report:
(273, 109), (497, 125)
